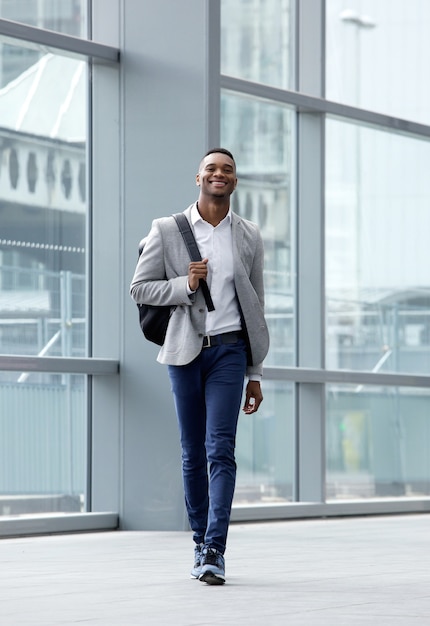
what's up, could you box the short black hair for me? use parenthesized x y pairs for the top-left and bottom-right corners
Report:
(199, 148), (236, 172)
(202, 147), (235, 165)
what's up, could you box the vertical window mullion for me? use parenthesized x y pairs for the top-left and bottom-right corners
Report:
(295, 0), (326, 502)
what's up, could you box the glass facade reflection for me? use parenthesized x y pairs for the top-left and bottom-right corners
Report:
(235, 381), (294, 504)
(327, 384), (430, 499)
(0, 0), (87, 34)
(326, 0), (430, 124)
(0, 1), (88, 86)
(221, 0), (294, 89)
(0, 42), (88, 515)
(326, 118), (430, 375)
(222, 0), (430, 511)
(0, 374), (86, 515)
(221, 91), (295, 367)
(0, 47), (87, 359)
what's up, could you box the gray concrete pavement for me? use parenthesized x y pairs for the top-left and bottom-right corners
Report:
(1, 513), (430, 625)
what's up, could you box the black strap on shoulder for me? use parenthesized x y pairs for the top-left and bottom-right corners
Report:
(173, 213), (215, 312)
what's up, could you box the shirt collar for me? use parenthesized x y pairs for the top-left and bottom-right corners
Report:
(191, 202), (232, 226)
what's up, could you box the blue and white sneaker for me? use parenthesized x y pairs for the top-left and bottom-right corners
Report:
(190, 543), (204, 579)
(199, 546), (226, 585)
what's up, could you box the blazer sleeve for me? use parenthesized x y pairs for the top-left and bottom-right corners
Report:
(236, 221), (269, 376)
(130, 219), (193, 307)
(249, 228), (265, 309)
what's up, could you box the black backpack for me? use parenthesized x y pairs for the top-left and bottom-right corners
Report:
(137, 213), (214, 345)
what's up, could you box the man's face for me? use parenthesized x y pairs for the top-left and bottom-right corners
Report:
(196, 153), (237, 199)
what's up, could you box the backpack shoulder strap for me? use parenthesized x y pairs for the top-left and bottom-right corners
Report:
(172, 213), (201, 263)
(172, 213), (215, 312)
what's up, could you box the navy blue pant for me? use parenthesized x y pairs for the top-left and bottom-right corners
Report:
(168, 339), (247, 554)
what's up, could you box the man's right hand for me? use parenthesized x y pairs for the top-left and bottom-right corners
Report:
(188, 258), (209, 291)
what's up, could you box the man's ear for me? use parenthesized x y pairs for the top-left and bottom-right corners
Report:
(196, 173), (200, 186)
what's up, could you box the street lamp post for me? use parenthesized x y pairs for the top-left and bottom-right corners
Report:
(340, 9), (376, 30)
(339, 9), (376, 322)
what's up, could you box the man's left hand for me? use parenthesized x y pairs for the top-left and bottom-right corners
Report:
(243, 381), (263, 414)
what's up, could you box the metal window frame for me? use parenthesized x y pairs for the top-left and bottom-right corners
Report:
(0, 14), (120, 380)
(0, 18), (119, 63)
(0, 356), (118, 375)
(222, 0), (430, 516)
(0, 11), (120, 537)
(221, 76), (430, 141)
(2, 0), (430, 532)
(0, 512), (118, 538)
(264, 367), (430, 388)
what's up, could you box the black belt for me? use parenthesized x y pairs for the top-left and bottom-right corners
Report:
(202, 331), (244, 348)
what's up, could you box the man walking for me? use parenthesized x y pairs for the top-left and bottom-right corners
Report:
(130, 148), (269, 585)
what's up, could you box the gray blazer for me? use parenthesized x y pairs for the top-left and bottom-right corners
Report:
(130, 204), (270, 377)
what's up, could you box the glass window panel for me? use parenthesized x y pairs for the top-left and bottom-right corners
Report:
(0, 0), (87, 35)
(0, 374), (87, 516)
(326, 117), (430, 375)
(0, 2), (88, 85)
(327, 384), (430, 500)
(326, 0), (430, 124)
(221, 0), (294, 90)
(0, 44), (88, 358)
(221, 90), (295, 366)
(234, 381), (294, 505)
